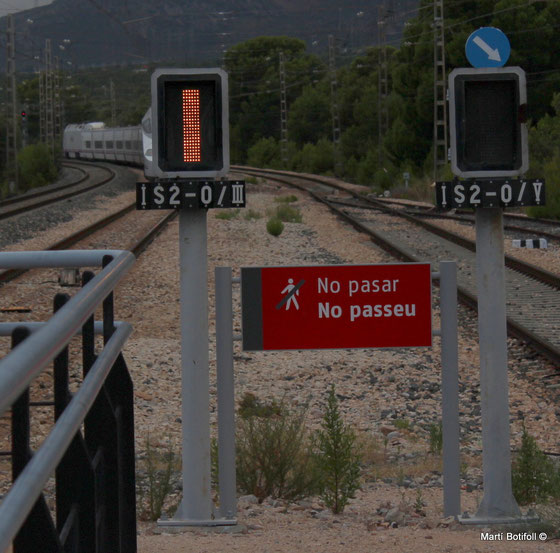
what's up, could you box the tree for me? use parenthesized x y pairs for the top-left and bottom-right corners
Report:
(314, 385), (361, 514)
(288, 84), (330, 146)
(225, 36), (326, 162)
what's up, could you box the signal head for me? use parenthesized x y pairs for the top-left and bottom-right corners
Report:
(151, 68), (229, 179)
(448, 67), (528, 178)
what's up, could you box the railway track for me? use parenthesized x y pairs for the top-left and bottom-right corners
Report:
(234, 165), (560, 369)
(0, 203), (176, 287)
(0, 160), (116, 221)
(407, 207), (560, 244)
(0, 162), (176, 286)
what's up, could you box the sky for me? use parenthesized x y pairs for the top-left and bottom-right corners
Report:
(0, 0), (52, 17)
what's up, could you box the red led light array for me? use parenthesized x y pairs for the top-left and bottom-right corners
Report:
(182, 89), (201, 162)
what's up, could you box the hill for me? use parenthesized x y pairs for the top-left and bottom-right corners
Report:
(4, 0), (418, 69)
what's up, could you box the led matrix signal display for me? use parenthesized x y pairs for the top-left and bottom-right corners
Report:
(182, 89), (201, 162)
(152, 68), (229, 177)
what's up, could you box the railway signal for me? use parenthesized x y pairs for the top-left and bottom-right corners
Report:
(150, 68), (229, 178)
(20, 108), (28, 147)
(138, 67), (244, 211)
(448, 67), (528, 178)
(141, 67), (243, 530)
(438, 29), (540, 525)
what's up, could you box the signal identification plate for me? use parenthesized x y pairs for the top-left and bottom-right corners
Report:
(435, 179), (545, 209)
(136, 180), (245, 210)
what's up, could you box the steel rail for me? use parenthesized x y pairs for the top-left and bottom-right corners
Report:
(235, 166), (560, 290)
(0, 161), (115, 221)
(408, 209), (560, 243)
(0, 163), (87, 208)
(0, 203), (177, 286)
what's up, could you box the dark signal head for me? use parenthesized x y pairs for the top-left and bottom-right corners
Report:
(448, 67), (528, 178)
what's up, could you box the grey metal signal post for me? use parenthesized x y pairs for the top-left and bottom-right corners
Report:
(136, 68), (244, 527)
(473, 208), (521, 521)
(175, 208), (213, 523)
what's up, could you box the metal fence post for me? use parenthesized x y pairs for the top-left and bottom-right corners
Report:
(12, 327), (63, 553)
(102, 255), (115, 345)
(215, 267), (237, 520)
(53, 293), (96, 553)
(53, 293), (71, 421)
(82, 271), (96, 376)
(11, 327), (31, 483)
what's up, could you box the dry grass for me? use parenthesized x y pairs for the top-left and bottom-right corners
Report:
(356, 432), (443, 482)
(356, 430), (483, 484)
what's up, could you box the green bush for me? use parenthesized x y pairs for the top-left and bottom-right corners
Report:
(17, 143), (58, 192)
(314, 385), (361, 514)
(266, 217), (284, 236)
(512, 426), (560, 505)
(236, 396), (319, 502)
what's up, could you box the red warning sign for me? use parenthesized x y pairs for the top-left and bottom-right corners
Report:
(241, 263), (433, 351)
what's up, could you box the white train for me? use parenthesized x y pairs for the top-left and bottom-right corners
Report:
(62, 108), (154, 178)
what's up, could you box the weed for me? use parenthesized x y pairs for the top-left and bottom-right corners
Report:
(238, 392), (282, 419)
(216, 209), (240, 220)
(535, 504), (560, 539)
(273, 204), (302, 223)
(245, 176), (258, 184)
(211, 436), (219, 489)
(137, 436), (180, 521)
(429, 422), (443, 455)
(266, 217), (284, 236)
(243, 208), (262, 221)
(394, 419), (411, 431)
(274, 194), (298, 203)
(414, 488), (426, 515)
(314, 385), (361, 514)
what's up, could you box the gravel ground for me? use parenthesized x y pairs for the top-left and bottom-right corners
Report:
(1, 170), (560, 553)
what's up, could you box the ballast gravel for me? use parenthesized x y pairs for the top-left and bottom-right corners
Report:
(1, 169), (559, 553)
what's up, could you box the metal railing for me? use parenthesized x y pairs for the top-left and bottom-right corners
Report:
(0, 250), (136, 553)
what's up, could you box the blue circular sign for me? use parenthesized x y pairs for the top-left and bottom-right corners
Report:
(465, 27), (510, 68)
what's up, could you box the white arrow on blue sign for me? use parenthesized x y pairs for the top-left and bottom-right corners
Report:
(465, 27), (510, 68)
